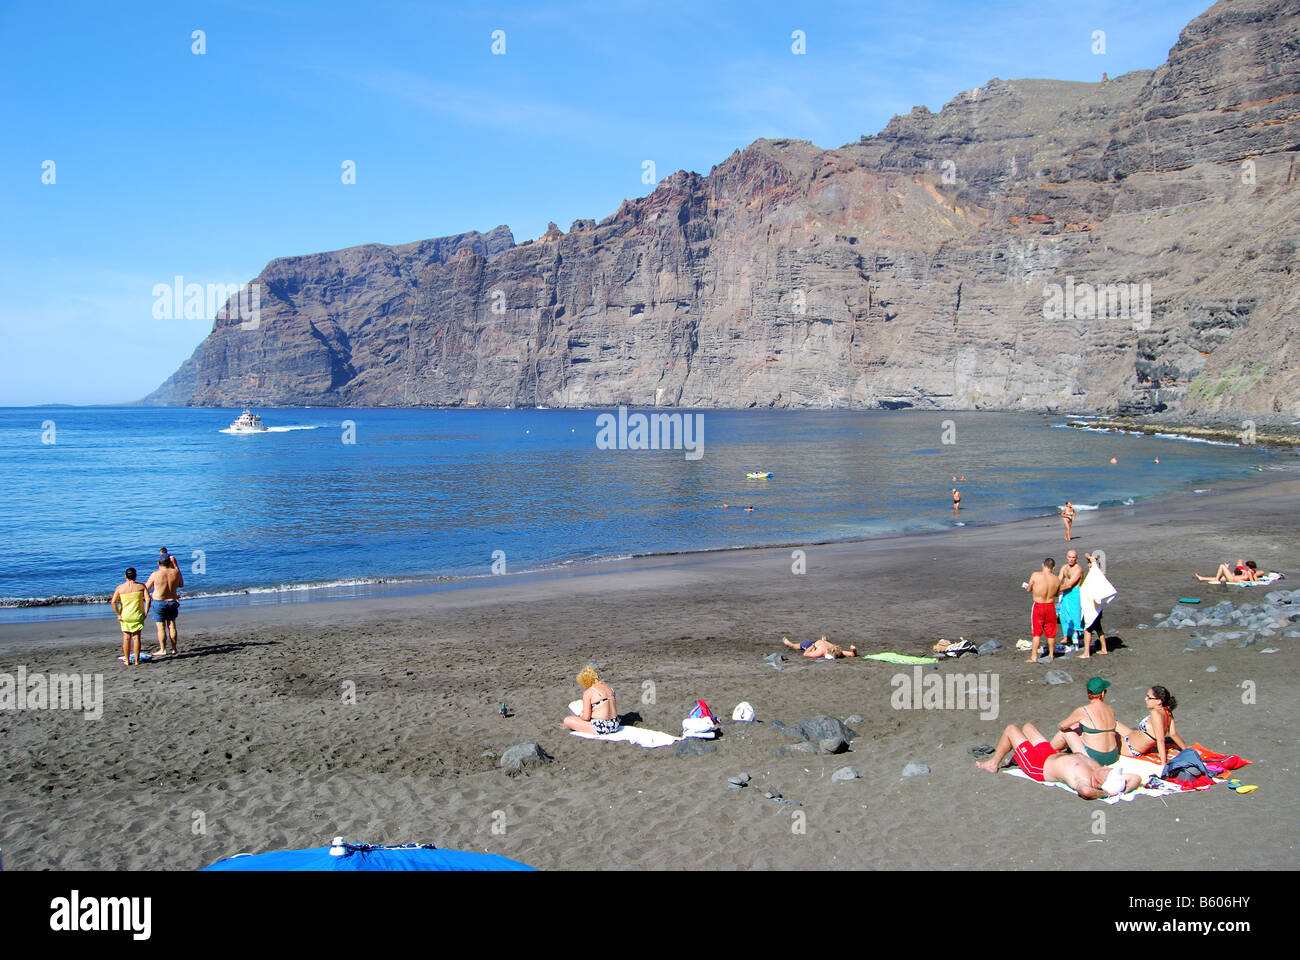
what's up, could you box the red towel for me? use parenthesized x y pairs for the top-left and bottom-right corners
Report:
(1137, 742), (1251, 769)
(1172, 775), (1216, 791)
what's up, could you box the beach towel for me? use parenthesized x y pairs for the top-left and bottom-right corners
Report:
(569, 727), (681, 748)
(1133, 741), (1250, 771)
(1002, 755), (1182, 803)
(567, 700), (680, 748)
(1079, 565), (1117, 630)
(862, 652), (938, 665)
(1227, 572), (1284, 586)
(1057, 586), (1083, 641)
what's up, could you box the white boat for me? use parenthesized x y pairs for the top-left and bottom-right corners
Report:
(228, 409), (268, 433)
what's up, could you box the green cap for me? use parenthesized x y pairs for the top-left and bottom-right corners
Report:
(1086, 677), (1110, 695)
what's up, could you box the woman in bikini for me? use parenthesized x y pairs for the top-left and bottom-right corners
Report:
(1050, 677), (1120, 765)
(1115, 685), (1186, 767)
(562, 665), (620, 735)
(1061, 502), (1076, 541)
(1195, 559), (1258, 583)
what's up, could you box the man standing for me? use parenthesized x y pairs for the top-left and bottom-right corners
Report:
(1057, 550), (1084, 650)
(1023, 558), (1060, 664)
(146, 554), (183, 657)
(1080, 552), (1113, 658)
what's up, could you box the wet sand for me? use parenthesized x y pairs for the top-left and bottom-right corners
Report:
(1, 472), (1297, 870)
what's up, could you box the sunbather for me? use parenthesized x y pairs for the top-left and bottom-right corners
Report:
(561, 665), (619, 736)
(975, 721), (1139, 798)
(782, 635), (858, 659)
(1115, 685), (1186, 767)
(1050, 677), (1120, 765)
(1196, 559), (1257, 583)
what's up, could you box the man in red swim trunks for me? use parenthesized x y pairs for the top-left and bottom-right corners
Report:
(975, 722), (1140, 798)
(1023, 557), (1060, 663)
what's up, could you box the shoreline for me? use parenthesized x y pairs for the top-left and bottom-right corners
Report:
(2, 455), (1296, 870)
(2, 449), (1284, 625)
(4, 463), (1294, 649)
(1066, 417), (1300, 450)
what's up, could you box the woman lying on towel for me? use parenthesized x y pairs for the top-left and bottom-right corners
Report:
(561, 665), (620, 736)
(1115, 685), (1186, 767)
(1195, 559), (1258, 583)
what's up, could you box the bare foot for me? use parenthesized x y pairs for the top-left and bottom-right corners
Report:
(1026, 657), (1038, 663)
(1079, 653), (1091, 659)
(1097, 648), (1108, 655)
(975, 758), (1001, 773)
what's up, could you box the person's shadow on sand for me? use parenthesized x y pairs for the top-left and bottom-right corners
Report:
(161, 640), (281, 661)
(1082, 634), (1127, 655)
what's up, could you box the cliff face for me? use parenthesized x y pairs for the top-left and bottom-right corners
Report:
(147, 0), (1300, 416)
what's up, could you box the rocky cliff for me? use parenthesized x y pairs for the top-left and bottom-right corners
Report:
(147, 0), (1300, 417)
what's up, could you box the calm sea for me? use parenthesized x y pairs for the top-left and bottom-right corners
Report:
(0, 406), (1281, 623)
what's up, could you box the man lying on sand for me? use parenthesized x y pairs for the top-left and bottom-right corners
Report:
(1195, 559), (1258, 583)
(976, 721), (1140, 799)
(782, 635), (858, 659)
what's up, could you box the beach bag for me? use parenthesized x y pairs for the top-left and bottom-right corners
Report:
(731, 701), (755, 722)
(683, 699), (720, 738)
(1163, 748), (1210, 782)
(939, 639), (977, 658)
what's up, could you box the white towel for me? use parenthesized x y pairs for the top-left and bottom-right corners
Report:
(567, 699), (680, 748)
(1079, 565), (1118, 630)
(570, 726), (681, 748)
(1001, 756), (1181, 803)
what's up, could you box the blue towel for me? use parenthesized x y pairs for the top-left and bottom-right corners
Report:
(1057, 586), (1083, 641)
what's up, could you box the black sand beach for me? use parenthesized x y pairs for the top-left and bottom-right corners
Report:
(2, 472), (1297, 870)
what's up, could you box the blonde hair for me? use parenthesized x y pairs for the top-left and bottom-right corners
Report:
(577, 665), (600, 689)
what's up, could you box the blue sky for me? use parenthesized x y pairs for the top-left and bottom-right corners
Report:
(1, 0), (1211, 405)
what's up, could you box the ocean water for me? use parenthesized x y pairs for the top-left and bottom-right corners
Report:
(0, 406), (1281, 622)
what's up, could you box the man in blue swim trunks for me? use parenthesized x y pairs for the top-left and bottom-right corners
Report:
(146, 554), (184, 657)
(781, 635), (858, 659)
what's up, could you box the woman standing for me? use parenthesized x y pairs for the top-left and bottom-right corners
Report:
(1061, 501), (1076, 541)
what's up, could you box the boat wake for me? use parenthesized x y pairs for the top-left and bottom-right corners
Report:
(218, 425), (321, 434)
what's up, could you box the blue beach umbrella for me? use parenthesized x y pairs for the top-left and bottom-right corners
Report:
(201, 838), (535, 871)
